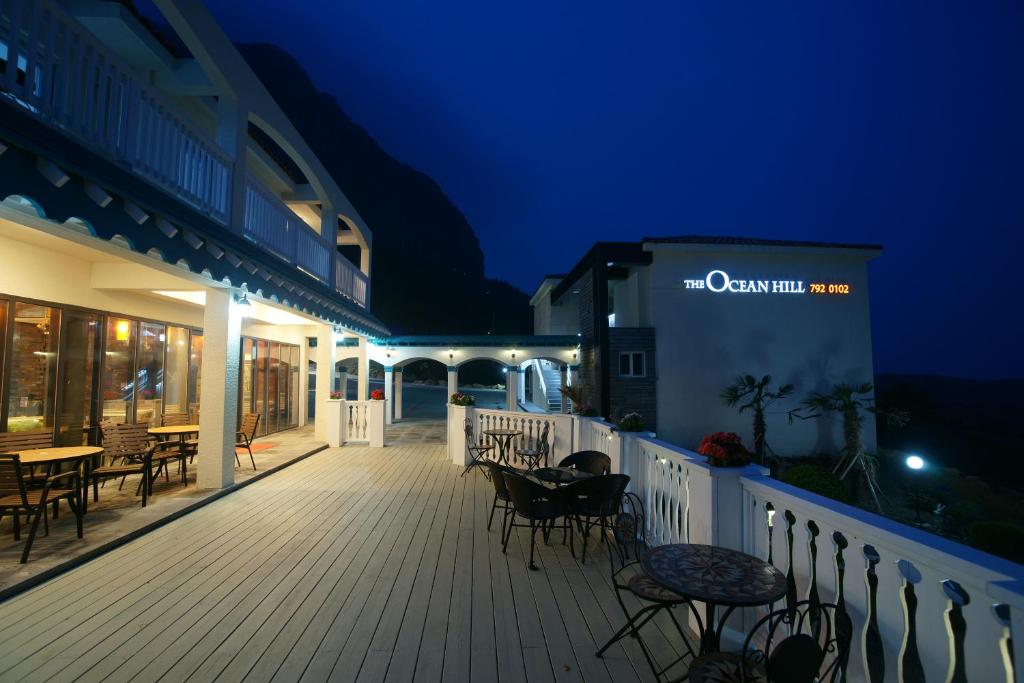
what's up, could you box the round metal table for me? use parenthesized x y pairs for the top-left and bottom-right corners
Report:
(532, 466), (593, 486)
(482, 429), (521, 466)
(642, 543), (788, 655)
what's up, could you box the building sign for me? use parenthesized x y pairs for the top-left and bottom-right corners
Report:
(682, 270), (851, 295)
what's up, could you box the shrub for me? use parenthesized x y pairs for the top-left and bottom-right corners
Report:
(450, 392), (475, 406)
(969, 521), (1024, 564)
(617, 412), (645, 432)
(781, 464), (851, 504)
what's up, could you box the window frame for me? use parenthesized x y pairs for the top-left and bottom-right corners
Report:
(618, 351), (646, 378)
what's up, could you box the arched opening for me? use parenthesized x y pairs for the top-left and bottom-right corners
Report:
(393, 358), (449, 420)
(457, 359), (509, 411)
(519, 357), (568, 414)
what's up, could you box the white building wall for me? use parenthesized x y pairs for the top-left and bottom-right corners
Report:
(646, 244), (878, 458)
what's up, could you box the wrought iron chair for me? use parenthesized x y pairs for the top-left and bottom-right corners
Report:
(236, 413), (260, 470)
(514, 421), (549, 471)
(688, 600), (846, 683)
(501, 471), (572, 570)
(596, 492), (697, 680)
(483, 460), (516, 540)
(0, 454), (83, 563)
(558, 450), (611, 475)
(562, 473), (629, 564)
(460, 417), (494, 478)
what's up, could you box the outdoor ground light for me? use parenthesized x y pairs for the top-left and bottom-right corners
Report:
(905, 454), (927, 523)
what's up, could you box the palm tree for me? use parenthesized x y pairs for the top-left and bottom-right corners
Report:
(720, 375), (793, 465)
(791, 382), (909, 512)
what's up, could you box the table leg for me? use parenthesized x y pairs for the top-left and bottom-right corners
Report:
(702, 602), (720, 655)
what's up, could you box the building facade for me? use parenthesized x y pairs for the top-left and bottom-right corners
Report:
(0, 0), (388, 487)
(532, 236), (880, 457)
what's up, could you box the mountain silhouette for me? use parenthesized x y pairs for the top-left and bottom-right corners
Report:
(237, 43), (532, 336)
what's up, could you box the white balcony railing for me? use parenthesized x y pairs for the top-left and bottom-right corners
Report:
(334, 256), (368, 308)
(0, 0), (230, 223)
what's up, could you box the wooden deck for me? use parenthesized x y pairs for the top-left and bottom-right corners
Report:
(0, 437), (691, 682)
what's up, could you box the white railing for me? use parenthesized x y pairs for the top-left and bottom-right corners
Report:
(243, 177), (295, 260)
(447, 406), (574, 469)
(740, 475), (1019, 682)
(334, 255), (368, 308)
(340, 400), (384, 447)
(0, 0), (230, 223)
(295, 224), (330, 283)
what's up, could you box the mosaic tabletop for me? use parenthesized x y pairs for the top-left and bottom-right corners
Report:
(642, 544), (787, 607)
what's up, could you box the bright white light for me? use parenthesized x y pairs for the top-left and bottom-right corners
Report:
(905, 455), (925, 471)
(502, 368), (508, 374)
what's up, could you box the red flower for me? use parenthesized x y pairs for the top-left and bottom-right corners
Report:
(697, 432), (751, 467)
(370, 389), (385, 401)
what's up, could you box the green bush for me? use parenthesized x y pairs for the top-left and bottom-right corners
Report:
(781, 464), (851, 504)
(969, 521), (1024, 564)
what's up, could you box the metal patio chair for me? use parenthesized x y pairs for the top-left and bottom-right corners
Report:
(0, 454), (83, 563)
(596, 492), (698, 680)
(514, 421), (549, 471)
(558, 450), (611, 476)
(236, 413), (260, 470)
(483, 460), (516, 540)
(562, 473), (629, 564)
(460, 417), (494, 478)
(688, 600), (847, 683)
(501, 471), (572, 571)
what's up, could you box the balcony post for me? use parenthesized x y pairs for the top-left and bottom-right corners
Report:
(215, 96), (247, 234)
(383, 366), (394, 425)
(447, 366), (458, 399)
(197, 288), (242, 489)
(314, 324), (336, 442)
(394, 368), (403, 420)
(506, 366), (519, 411)
(357, 337), (370, 400)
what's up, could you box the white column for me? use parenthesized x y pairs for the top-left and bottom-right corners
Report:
(447, 365), (458, 398)
(314, 324), (336, 442)
(384, 366), (394, 425)
(394, 368), (403, 420)
(559, 364), (569, 414)
(215, 96), (247, 234)
(197, 288), (241, 489)
(506, 366), (518, 411)
(338, 369), (348, 400)
(357, 336), (369, 400)
(517, 364), (526, 405)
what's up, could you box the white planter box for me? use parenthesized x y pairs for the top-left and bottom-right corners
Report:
(324, 399), (344, 448)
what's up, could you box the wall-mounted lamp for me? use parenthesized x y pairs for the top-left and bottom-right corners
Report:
(510, 349), (517, 360)
(235, 293), (253, 316)
(572, 351), (578, 361)
(449, 347), (454, 360)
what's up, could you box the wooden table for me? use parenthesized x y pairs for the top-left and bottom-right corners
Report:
(482, 429), (521, 466)
(147, 425), (200, 438)
(13, 446), (104, 513)
(642, 543), (787, 656)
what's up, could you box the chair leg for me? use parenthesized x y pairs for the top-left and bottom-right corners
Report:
(21, 504), (46, 564)
(248, 445), (256, 471)
(528, 519), (540, 571)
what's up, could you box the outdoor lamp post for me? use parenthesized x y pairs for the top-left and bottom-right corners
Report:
(905, 454), (926, 523)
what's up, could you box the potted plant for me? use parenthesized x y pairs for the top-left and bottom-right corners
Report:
(370, 389), (385, 401)
(450, 392), (475, 406)
(697, 432), (752, 467)
(720, 374), (793, 466)
(616, 412), (645, 432)
(329, 391), (343, 400)
(560, 384), (597, 416)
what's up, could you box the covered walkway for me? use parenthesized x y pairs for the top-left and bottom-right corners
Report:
(0, 440), (689, 682)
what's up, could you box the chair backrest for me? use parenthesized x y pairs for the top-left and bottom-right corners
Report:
(562, 473), (630, 518)
(0, 431), (54, 452)
(606, 491), (648, 575)
(241, 413), (260, 440)
(484, 461), (514, 498)
(741, 600), (846, 683)
(162, 413), (191, 427)
(558, 450), (611, 475)
(502, 471), (557, 518)
(100, 421), (152, 462)
(463, 417), (476, 442)
(0, 454), (28, 504)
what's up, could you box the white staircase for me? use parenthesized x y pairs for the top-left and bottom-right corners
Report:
(540, 364), (562, 412)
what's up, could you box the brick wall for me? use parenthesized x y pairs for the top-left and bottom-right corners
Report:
(607, 327), (657, 430)
(574, 269), (600, 412)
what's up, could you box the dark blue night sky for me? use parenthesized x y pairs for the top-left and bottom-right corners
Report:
(208, 0), (1023, 379)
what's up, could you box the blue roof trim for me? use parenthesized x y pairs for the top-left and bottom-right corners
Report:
(376, 335), (579, 347)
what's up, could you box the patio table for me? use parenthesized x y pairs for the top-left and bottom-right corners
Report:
(482, 428), (521, 466)
(12, 446), (104, 513)
(531, 466), (593, 487)
(641, 543), (787, 657)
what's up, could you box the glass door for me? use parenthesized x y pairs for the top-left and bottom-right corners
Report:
(267, 342), (280, 434)
(189, 333), (203, 422)
(254, 340), (268, 436)
(101, 318), (135, 424)
(4, 302), (60, 436)
(135, 322), (165, 425)
(55, 310), (101, 445)
(164, 326), (190, 421)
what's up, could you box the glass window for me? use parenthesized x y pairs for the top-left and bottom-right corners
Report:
(164, 327), (190, 420)
(239, 337), (253, 427)
(619, 351), (645, 378)
(101, 317), (135, 423)
(254, 340), (267, 436)
(189, 333), (203, 422)
(135, 322), (165, 425)
(289, 346), (300, 428)
(268, 342), (281, 434)
(5, 302), (60, 435)
(56, 311), (101, 445)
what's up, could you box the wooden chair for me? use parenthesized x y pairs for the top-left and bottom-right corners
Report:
(98, 422), (186, 494)
(93, 421), (158, 507)
(562, 473), (630, 564)
(0, 431), (54, 485)
(236, 413), (260, 470)
(0, 454), (83, 563)
(162, 413), (198, 460)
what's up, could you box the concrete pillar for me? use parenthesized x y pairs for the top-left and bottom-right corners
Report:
(197, 288), (241, 489)
(506, 366), (519, 411)
(559, 364), (569, 413)
(447, 365), (458, 399)
(357, 337), (369, 400)
(384, 366), (394, 425)
(338, 369), (348, 399)
(394, 368), (403, 420)
(517, 364), (526, 406)
(314, 324), (336, 442)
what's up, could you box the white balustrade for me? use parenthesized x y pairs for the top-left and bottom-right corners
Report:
(334, 253), (368, 307)
(449, 407), (573, 468)
(0, 0), (230, 223)
(295, 225), (330, 283)
(243, 177), (296, 260)
(340, 399), (384, 447)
